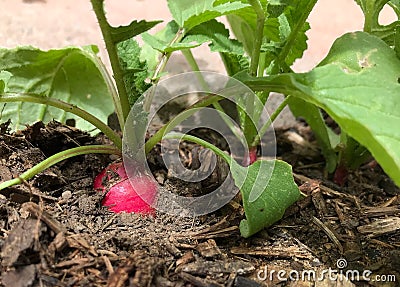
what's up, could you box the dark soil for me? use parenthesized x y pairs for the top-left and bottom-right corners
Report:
(0, 121), (399, 287)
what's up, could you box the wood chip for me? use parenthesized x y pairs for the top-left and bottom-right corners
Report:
(102, 255), (114, 275)
(357, 217), (400, 237)
(66, 234), (98, 256)
(196, 239), (221, 258)
(176, 251), (195, 267)
(2, 264), (37, 287)
(181, 259), (255, 276)
(164, 241), (182, 257)
(179, 272), (224, 287)
(363, 206), (400, 218)
(311, 186), (329, 217)
(22, 202), (66, 234)
(48, 232), (67, 256)
(1, 218), (41, 266)
(231, 246), (310, 259)
(311, 216), (343, 254)
(55, 257), (90, 268)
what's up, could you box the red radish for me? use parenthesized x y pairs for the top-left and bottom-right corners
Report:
(333, 164), (348, 187)
(243, 146), (258, 166)
(94, 162), (157, 215)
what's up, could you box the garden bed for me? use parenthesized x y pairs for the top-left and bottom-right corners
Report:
(0, 121), (398, 287)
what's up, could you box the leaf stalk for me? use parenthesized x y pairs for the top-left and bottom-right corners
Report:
(0, 93), (122, 149)
(90, 0), (130, 125)
(0, 145), (120, 190)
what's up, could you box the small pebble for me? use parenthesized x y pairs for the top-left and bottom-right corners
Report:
(62, 190), (72, 200)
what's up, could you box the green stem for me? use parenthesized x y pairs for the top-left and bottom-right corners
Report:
(257, 51), (267, 76)
(0, 145), (120, 190)
(251, 95), (291, 147)
(90, 0), (130, 123)
(363, 0), (375, 33)
(144, 28), (185, 112)
(163, 132), (232, 164)
(182, 49), (243, 141)
(270, 0), (317, 74)
(0, 93), (122, 150)
(95, 56), (125, 131)
(181, 49), (208, 87)
(145, 94), (224, 154)
(248, 0), (265, 76)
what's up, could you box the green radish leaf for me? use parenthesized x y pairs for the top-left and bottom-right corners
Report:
(226, 4), (264, 55)
(110, 20), (163, 44)
(230, 159), (301, 238)
(239, 32), (400, 186)
(140, 21), (181, 73)
(167, 0), (249, 30)
(142, 32), (201, 53)
(220, 53), (250, 76)
(278, 2), (312, 69)
(227, 0), (314, 73)
(142, 20), (244, 62)
(117, 39), (151, 106)
(0, 46), (114, 132)
(0, 71), (12, 93)
(185, 19), (244, 54)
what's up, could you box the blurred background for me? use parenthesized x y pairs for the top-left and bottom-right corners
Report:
(0, 0), (396, 73)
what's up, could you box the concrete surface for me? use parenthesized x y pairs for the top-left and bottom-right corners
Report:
(0, 0), (396, 130)
(1, 0), (395, 130)
(0, 0), (396, 72)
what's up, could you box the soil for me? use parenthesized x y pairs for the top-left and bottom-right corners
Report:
(0, 121), (399, 287)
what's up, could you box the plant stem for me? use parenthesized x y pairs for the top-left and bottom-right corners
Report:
(270, 0), (317, 74)
(0, 93), (122, 149)
(0, 145), (120, 190)
(95, 56), (125, 131)
(251, 95), (291, 147)
(182, 49), (244, 141)
(362, 0), (375, 33)
(90, 0), (130, 123)
(145, 94), (224, 154)
(163, 132), (232, 164)
(248, 0), (265, 76)
(144, 28), (185, 112)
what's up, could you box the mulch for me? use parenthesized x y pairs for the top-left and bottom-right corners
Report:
(0, 121), (399, 287)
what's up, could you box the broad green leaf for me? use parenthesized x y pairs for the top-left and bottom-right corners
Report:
(239, 32), (400, 186)
(0, 71), (12, 93)
(0, 46), (114, 132)
(117, 39), (151, 106)
(110, 20), (163, 44)
(231, 159), (301, 238)
(167, 0), (249, 30)
(226, 11), (257, 55)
